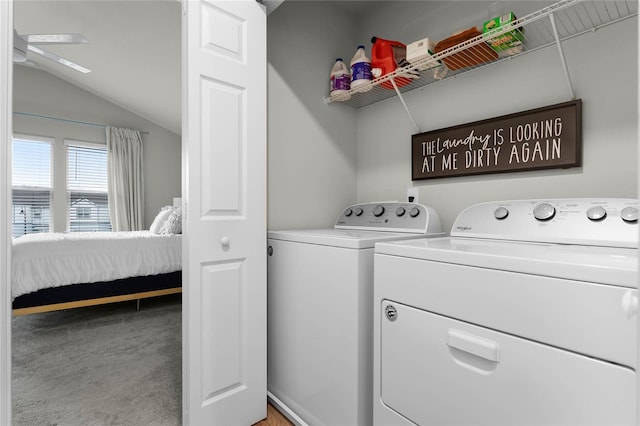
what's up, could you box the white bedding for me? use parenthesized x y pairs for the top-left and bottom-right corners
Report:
(12, 231), (182, 300)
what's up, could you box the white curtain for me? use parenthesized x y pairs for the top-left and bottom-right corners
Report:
(106, 126), (144, 231)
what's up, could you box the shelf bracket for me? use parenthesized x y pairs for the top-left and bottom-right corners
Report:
(391, 78), (421, 133)
(549, 11), (576, 100)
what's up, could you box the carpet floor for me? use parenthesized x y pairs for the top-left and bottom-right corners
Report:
(12, 294), (182, 426)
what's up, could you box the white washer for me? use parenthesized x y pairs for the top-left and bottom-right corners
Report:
(267, 202), (444, 426)
(374, 198), (638, 426)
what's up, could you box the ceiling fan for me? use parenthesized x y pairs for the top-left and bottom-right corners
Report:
(13, 29), (91, 74)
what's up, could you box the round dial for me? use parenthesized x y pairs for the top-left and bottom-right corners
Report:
(621, 206), (639, 223)
(586, 206), (607, 221)
(494, 207), (509, 220)
(344, 208), (353, 217)
(396, 207), (406, 217)
(373, 205), (385, 217)
(533, 203), (556, 221)
(409, 207), (420, 218)
(354, 207), (364, 216)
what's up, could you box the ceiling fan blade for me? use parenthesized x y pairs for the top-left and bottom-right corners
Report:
(27, 44), (91, 74)
(23, 33), (89, 45)
(13, 29), (28, 62)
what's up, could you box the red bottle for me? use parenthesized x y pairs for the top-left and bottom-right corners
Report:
(370, 36), (413, 90)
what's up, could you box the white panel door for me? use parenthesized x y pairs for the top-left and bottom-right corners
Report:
(182, 0), (266, 424)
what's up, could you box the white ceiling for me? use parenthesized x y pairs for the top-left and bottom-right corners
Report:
(14, 0), (182, 135)
(12, 0), (377, 136)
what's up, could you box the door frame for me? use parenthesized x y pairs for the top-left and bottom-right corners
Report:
(0, 0), (13, 423)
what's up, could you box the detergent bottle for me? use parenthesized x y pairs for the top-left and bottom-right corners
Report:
(370, 36), (418, 90)
(350, 45), (372, 91)
(329, 58), (351, 101)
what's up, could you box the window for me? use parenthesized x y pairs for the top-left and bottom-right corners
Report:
(67, 141), (111, 232)
(12, 135), (53, 237)
(76, 206), (91, 219)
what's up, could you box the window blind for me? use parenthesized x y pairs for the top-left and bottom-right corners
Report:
(66, 141), (111, 232)
(12, 135), (53, 237)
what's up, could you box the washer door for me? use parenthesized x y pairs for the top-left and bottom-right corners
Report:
(380, 300), (636, 426)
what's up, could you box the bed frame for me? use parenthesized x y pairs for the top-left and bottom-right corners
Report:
(12, 271), (182, 316)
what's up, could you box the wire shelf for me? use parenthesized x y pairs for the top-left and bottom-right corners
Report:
(324, 0), (638, 109)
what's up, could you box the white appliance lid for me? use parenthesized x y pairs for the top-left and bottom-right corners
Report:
(375, 237), (638, 288)
(267, 202), (445, 249)
(267, 228), (438, 249)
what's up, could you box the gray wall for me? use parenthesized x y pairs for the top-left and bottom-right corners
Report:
(267, 1), (358, 231)
(356, 1), (638, 231)
(13, 66), (181, 230)
(267, 1), (638, 232)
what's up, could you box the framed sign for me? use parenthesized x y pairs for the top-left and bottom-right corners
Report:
(412, 99), (582, 180)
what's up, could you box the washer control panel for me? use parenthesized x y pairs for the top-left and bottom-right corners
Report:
(335, 202), (443, 234)
(452, 198), (638, 248)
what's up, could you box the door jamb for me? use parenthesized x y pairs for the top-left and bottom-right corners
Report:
(0, 0), (14, 423)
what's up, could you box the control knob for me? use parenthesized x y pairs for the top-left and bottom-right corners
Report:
(586, 206), (607, 221)
(533, 203), (556, 221)
(354, 207), (364, 216)
(373, 205), (385, 217)
(621, 206), (639, 223)
(494, 207), (509, 220)
(409, 207), (420, 218)
(344, 208), (353, 217)
(396, 207), (406, 217)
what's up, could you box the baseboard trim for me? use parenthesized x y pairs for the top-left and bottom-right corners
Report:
(267, 391), (308, 426)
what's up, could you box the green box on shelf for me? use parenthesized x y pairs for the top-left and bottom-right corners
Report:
(483, 12), (524, 52)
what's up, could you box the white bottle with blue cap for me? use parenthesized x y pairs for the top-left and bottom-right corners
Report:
(350, 45), (372, 91)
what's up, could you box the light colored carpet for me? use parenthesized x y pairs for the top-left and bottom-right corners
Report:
(12, 294), (182, 426)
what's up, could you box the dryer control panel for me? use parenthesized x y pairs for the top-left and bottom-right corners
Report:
(451, 198), (638, 248)
(335, 202), (443, 234)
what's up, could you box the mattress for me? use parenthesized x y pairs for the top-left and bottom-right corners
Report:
(12, 230), (182, 300)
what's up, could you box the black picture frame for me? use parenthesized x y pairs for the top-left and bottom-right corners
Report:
(411, 99), (582, 180)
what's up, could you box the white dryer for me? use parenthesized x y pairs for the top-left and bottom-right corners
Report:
(373, 198), (638, 426)
(267, 202), (444, 426)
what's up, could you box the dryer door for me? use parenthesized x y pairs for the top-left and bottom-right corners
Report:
(379, 300), (636, 426)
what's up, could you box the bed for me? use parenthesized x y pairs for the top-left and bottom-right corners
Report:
(11, 230), (182, 315)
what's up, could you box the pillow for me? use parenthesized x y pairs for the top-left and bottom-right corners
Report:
(150, 206), (174, 234)
(160, 207), (182, 235)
